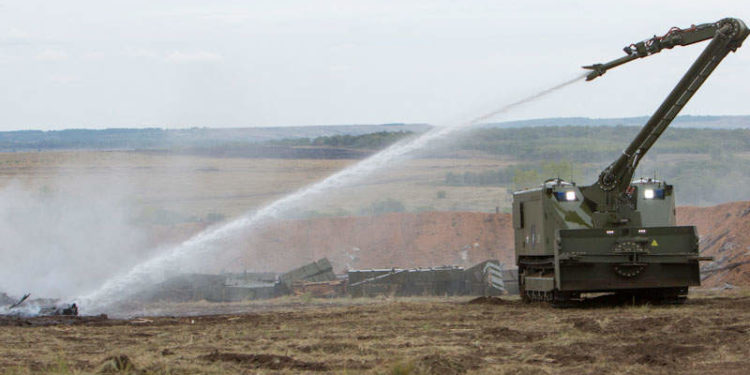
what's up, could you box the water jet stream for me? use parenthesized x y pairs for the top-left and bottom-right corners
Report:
(78, 73), (586, 313)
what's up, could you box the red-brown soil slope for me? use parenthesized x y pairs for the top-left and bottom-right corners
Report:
(678, 201), (750, 287)
(154, 202), (750, 287)
(239, 212), (515, 273)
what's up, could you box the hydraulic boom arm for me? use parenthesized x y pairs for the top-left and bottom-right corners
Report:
(583, 18), (748, 197)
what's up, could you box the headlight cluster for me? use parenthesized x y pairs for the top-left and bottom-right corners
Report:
(643, 188), (665, 199)
(644, 188), (655, 199)
(553, 191), (578, 201)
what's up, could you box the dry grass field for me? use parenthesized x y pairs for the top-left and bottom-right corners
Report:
(0, 151), (515, 221)
(0, 151), (353, 219)
(1, 290), (748, 375)
(0, 149), (730, 222)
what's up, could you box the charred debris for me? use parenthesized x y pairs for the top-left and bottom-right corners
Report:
(1, 292), (78, 317)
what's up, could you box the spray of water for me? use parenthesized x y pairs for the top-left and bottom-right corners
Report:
(77, 72), (586, 313)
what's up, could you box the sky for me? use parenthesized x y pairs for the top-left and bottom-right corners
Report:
(1, 0), (749, 130)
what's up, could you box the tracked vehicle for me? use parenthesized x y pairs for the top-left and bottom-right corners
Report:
(512, 18), (748, 304)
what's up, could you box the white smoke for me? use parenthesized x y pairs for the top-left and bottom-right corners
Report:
(0, 175), (148, 301)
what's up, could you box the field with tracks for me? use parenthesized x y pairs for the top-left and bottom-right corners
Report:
(1, 290), (749, 374)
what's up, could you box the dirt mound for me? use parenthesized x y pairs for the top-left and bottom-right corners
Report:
(199, 351), (328, 371)
(563, 317), (603, 333)
(467, 296), (507, 305)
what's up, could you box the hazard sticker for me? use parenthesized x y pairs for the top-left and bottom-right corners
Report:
(651, 240), (659, 247)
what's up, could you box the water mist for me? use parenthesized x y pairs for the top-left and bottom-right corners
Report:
(78, 73), (586, 313)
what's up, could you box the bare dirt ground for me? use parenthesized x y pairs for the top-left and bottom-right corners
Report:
(1, 290), (748, 375)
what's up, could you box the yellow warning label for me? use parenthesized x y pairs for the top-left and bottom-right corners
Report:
(651, 240), (659, 247)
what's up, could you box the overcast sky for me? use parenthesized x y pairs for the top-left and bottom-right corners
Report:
(1, 1), (749, 130)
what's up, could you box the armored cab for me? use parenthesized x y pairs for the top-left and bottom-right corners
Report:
(513, 18), (748, 303)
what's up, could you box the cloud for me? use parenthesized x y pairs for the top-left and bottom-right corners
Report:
(201, 12), (250, 24)
(50, 74), (80, 84)
(122, 48), (223, 63)
(124, 47), (160, 60)
(35, 48), (69, 61)
(0, 27), (33, 45)
(5, 27), (29, 40)
(81, 50), (109, 60)
(164, 50), (223, 63)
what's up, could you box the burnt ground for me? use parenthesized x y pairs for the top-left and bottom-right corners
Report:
(0, 291), (749, 374)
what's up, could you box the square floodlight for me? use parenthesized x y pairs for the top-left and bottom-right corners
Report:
(565, 191), (576, 201)
(644, 188), (655, 199)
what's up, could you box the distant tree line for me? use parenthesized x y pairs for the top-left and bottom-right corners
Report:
(0, 128), (169, 150)
(270, 131), (413, 150)
(0, 126), (750, 160)
(436, 126), (750, 163)
(641, 158), (750, 205)
(0, 128), (415, 154)
(445, 160), (584, 191)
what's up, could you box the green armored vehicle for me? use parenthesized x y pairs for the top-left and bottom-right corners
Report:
(512, 18), (748, 304)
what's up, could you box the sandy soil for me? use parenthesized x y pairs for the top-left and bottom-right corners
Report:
(1, 290), (748, 374)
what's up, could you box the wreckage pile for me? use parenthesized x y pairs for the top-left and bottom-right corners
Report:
(1, 259), (518, 311)
(142, 258), (518, 303)
(0, 293), (79, 318)
(349, 260), (517, 297)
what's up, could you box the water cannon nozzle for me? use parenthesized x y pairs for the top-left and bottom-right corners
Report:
(582, 63), (605, 81)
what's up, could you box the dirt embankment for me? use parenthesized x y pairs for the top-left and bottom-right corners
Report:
(240, 211), (515, 273)
(678, 201), (750, 286)
(154, 202), (750, 286)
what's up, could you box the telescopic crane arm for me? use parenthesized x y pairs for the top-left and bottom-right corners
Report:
(583, 22), (724, 82)
(582, 18), (748, 197)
